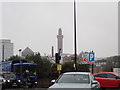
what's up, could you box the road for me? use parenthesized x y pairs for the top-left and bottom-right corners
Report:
(3, 88), (120, 90)
(3, 88), (47, 90)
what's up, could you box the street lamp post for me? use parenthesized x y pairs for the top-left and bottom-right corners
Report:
(19, 49), (22, 57)
(74, 0), (77, 71)
(18, 49), (22, 76)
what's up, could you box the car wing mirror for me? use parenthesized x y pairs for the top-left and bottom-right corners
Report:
(115, 76), (119, 79)
(92, 81), (98, 84)
(51, 80), (56, 83)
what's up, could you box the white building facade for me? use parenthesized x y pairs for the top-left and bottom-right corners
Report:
(0, 39), (13, 61)
(0, 40), (2, 72)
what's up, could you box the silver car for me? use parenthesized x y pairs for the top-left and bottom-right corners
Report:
(49, 72), (100, 89)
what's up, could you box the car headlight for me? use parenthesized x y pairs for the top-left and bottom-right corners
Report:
(7, 80), (10, 82)
(18, 80), (21, 82)
(3, 80), (6, 82)
(35, 82), (37, 84)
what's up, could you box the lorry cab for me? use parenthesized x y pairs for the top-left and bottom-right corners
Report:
(1, 60), (38, 88)
(2, 72), (22, 88)
(13, 63), (37, 88)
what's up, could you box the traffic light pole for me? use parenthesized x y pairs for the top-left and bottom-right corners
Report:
(59, 70), (60, 76)
(55, 49), (62, 76)
(58, 49), (61, 76)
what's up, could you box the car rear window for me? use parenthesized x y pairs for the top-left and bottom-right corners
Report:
(94, 74), (107, 78)
(57, 74), (90, 83)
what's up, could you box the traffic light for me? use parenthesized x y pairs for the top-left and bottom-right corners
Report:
(55, 53), (61, 64)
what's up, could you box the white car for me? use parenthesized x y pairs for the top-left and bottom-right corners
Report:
(49, 72), (100, 89)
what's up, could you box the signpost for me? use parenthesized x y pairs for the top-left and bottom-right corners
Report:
(89, 51), (94, 74)
(81, 51), (95, 73)
(81, 51), (94, 63)
(81, 52), (89, 64)
(57, 64), (62, 76)
(57, 64), (62, 71)
(89, 52), (94, 62)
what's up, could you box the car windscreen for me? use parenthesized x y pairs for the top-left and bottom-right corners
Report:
(0, 74), (3, 78)
(13, 64), (36, 76)
(3, 73), (16, 79)
(114, 73), (120, 77)
(57, 74), (90, 83)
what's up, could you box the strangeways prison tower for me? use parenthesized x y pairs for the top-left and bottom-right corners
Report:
(57, 28), (63, 54)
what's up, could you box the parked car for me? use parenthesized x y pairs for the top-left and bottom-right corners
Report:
(93, 72), (120, 88)
(0, 74), (4, 82)
(49, 72), (100, 89)
(0, 83), (1, 90)
(0, 74), (4, 90)
(2, 72), (22, 88)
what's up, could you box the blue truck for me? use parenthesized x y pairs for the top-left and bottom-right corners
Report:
(1, 60), (37, 88)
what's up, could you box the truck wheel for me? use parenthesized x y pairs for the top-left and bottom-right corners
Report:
(29, 85), (33, 88)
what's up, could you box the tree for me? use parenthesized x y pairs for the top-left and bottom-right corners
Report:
(104, 55), (120, 72)
(50, 64), (59, 79)
(25, 53), (52, 79)
(62, 62), (75, 73)
(6, 55), (23, 61)
(77, 64), (90, 72)
(61, 61), (90, 73)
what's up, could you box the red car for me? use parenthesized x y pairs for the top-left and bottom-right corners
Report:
(93, 72), (120, 88)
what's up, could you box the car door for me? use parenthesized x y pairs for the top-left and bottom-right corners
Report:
(94, 73), (119, 88)
(105, 74), (119, 88)
(94, 74), (108, 87)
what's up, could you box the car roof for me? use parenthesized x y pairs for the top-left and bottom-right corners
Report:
(93, 72), (115, 75)
(0, 72), (14, 74)
(63, 72), (91, 75)
(14, 63), (36, 66)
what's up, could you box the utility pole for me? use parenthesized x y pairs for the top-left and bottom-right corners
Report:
(74, 0), (77, 71)
(52, 46), (54, 57)
(2, 44), (4, 61)
(19, 49), (22, 76)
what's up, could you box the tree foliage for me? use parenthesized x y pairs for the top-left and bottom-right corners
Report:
(6, 53), (90, 80)
(62, 61), (90, 73)
(6, 55), (22, 61)
(104, 55), (120, 72)
(25, 53), (52, 79)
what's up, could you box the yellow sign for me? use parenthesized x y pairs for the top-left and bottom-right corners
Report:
(57, 64), (62, 71)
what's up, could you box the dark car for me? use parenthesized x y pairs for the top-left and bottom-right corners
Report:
(0, 74), (5, 89)
(2, 72), (22, 88)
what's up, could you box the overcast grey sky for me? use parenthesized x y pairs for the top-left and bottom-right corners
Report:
(1, 0), (119, 58)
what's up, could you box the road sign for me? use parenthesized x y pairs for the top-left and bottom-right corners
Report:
(89, 52), (94, 62)
(81, 51), (95, 64)
(57, 64), (62, 71)
(81, 52), (89, 64)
